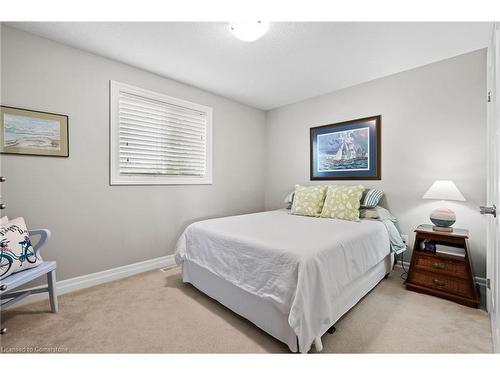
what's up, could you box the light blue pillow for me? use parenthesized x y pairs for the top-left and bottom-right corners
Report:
(374, 206), (397, 222)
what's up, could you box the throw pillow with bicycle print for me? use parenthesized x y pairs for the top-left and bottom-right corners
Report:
(0, 217), (43, 280)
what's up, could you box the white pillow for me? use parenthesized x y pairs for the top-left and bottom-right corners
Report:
(0, 217), (43, 280)
(283, 191), (295, 209)
(0, 216), (9, 226)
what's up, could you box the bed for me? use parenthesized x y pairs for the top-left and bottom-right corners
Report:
(175, 209), (402, 353)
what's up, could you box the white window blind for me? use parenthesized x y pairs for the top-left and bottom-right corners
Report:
(110, 81), (212, 185)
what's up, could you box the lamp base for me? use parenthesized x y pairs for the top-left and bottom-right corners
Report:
(429, 207), (456, 233)
(432, 225), (453, 233)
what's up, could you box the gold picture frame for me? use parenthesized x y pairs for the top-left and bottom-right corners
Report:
(0, 106), (69, 157)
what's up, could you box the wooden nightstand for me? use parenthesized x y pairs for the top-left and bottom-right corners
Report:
(406, 224), (479, 308)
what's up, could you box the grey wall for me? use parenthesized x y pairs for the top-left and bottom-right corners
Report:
(0, 26), (489, 281)
(265, 49), (488, 277)
(0, 26), (266, 280)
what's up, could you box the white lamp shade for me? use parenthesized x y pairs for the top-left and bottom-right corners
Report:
(422, 180), (466, 201)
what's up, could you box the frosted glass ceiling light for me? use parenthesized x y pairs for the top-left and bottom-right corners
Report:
(229, 21), (269, 42)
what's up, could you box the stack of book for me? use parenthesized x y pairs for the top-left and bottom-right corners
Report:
(435, 244), (466, 258)
(419, 241), (466, 258)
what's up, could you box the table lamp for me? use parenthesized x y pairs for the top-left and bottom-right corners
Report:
(422, 180), (465, 232)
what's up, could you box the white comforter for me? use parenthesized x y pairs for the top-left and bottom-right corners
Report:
(175, 210), (391, 352)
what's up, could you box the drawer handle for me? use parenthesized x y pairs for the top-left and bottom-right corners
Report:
(433, 262), (446, 270)
(433, 279), (446, 287)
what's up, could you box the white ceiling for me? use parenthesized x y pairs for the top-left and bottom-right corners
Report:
(7, 22), (492, 110)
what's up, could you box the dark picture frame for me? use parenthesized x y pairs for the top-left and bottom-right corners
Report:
(0, 105), (69, 157)
(310, 115), (381, 180)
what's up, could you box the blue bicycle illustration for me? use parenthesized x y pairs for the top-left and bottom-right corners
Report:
(0, 236), (38, 278)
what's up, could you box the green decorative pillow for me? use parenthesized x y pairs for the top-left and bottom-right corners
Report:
(359, 207), (379, 219)
(320, 185), (365, 221)
(290, 185), (327, 217)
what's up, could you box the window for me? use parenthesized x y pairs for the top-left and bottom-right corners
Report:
(110, 81), (212, 185)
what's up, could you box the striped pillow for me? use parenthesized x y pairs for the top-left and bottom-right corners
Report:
(361, 189), (384, 208)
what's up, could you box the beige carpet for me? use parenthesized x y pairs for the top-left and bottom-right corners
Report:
(0, 267), (493, 353)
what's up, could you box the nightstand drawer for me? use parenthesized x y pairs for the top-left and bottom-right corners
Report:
(413, 253), (468, 279)
(409, 270), (473, 298)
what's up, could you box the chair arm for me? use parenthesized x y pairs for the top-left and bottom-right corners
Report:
(28, 229), (51, 257)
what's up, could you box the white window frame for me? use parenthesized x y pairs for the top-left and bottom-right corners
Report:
(110, 80), (213, 185)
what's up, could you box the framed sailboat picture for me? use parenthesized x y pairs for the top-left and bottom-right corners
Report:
(310, 115), (381, 180)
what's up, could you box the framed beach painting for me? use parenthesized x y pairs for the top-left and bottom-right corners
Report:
(0, 106), (69, 157)
(310, 115), (381, 180)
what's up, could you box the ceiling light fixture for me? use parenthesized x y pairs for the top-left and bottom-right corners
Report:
(229, 21), (269, 42)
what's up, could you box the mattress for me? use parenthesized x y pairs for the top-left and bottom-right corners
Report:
(175, 209), (392, 352)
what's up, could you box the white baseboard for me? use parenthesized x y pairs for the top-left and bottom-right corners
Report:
(474, 276), (488, 287)
(494, 327), (500, 354)
(394, 260), (411, 270)
(5, 254), (177, 308)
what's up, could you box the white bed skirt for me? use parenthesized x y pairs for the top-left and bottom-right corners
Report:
(182, 253), (394, 353)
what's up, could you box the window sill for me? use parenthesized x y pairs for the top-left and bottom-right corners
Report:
(110, 175), (213, 186)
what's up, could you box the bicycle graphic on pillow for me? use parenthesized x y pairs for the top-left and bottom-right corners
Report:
(0, 236), (38, 278)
